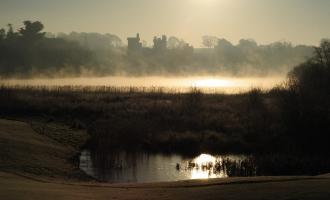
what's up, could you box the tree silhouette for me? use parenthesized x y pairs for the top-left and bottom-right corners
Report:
(289, 39), (330, 88)
(0, 28), (5, 40)
(281, 40), (330, 153)
(314, 39), (330, 66)
(19, 21), (45, 41)
(6, 24), (18, 40)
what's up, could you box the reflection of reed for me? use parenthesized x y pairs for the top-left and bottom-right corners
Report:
(89, 150), (149, 182)
(217, 157), (257, 177)
(180, 154), (330, 177)
(91, 150), (140, 170)
(81, 150), (330, 182)
(213, 155), (330, 177)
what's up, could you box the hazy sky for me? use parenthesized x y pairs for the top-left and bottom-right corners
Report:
(1, 0), (330, 46)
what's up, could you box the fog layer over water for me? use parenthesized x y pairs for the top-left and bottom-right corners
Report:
(0, 76), (284, 93)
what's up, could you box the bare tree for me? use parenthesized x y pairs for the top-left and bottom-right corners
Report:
(314, 39), (330, 66)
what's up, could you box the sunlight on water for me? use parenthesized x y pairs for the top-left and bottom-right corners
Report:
(190, 154), (226, 179)
(194, 154), (216, 164)
(79, 151), (244, 183)
(1, 76), (285, 93)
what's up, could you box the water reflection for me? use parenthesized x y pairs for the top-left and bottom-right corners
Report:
(189, 154), (226, 179)
(80, 150), (330, 183)
(79, 151), (245, 183)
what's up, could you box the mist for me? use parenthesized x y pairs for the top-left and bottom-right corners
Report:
(0, 76), (285, 94)
(0, 21), (315, 80)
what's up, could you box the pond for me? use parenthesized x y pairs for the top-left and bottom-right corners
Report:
(80, 150), (330, 183)
(79, 150), (250, 183)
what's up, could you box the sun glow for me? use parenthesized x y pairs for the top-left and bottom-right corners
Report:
(194, 79), (233, 88)
(192, 0), (217, 5)
(190, 154), (227, 179)
(191, 0), (230, 6)
(194, 154), (216, 165)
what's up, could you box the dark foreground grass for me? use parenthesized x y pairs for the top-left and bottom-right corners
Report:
(0, 85), (271, 154)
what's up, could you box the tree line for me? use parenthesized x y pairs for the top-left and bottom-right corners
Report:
(0, 20), (318, 77)
(0, 21), (92, 77)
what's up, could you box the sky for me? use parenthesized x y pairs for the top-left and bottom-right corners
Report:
(0, 0), (330, 47)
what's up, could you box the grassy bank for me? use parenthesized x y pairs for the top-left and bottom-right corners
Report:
(0, 119), (90, 180)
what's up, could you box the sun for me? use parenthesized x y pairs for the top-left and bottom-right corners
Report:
(192, 0), (221, 6)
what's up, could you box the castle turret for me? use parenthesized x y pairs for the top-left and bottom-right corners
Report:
(127, 33), (142, 54)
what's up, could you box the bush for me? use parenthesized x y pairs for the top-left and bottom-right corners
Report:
(280, 40), (330, 153)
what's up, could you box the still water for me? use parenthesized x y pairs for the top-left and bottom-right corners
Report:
(79, 150), (248, 183)
(80, 150), (330, 183)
